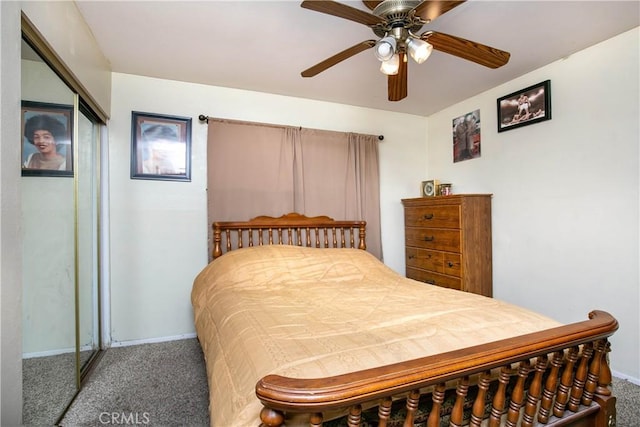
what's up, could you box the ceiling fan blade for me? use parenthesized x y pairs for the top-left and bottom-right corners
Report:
(388, 53), (408, 101)
(301, 0), (384, 26)
(422, 31), (511, 68)
(362, 0), (382, 10)
(302, 40), (376, 77)
(412, 0), (466, 22)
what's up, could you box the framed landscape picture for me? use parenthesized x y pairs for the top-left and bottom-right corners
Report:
(497, 80), (551, 132)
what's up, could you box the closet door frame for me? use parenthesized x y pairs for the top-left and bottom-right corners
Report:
(22, 12), (109, 423)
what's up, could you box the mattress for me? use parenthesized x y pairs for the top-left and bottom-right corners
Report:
(191, 245), (560, 426)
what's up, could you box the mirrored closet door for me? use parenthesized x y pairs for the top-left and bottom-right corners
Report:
(21, 29), (104, 425)
(77, 103), (102, 374)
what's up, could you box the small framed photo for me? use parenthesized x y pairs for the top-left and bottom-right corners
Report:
(497, 80), (551, 132)
(21, 100), (74, 177)
(131, 111), (192, 181)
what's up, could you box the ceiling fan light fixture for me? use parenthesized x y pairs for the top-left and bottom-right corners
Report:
(407, 37), (433, 64)
(380, 53), (400, 75)
(374, 36), (397, 61)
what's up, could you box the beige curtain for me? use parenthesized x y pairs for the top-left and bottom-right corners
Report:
(295, 128), (382, 258)
(206, 119), (382, 260)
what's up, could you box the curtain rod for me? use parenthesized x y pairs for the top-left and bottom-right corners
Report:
(198, 114), (384, 141)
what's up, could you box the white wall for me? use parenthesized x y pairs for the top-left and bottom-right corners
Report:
(108, 73), (427, 343)
(426, 28), (639, 381)
(1, 2), (23, 424)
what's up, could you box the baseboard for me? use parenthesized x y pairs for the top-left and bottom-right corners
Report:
(23, 344), (96, 359)
(23, 347), (74, 359)
(110, 333), (197, 348)
(612, 369), (640, 386)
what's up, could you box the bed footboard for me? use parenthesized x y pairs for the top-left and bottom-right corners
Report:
(256, 311), (618, 427)
(212, 213), (367, 259)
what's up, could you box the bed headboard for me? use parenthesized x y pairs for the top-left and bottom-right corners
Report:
(212, 212), (366, 259)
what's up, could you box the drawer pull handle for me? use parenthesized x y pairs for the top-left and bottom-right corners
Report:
(423, 213), (434, 220)
(408, 255), (415, 260)
(447, 262), (454, 267)
(424, 236), (434, 242)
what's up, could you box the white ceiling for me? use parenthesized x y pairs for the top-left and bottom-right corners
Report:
(75, 0), (639, 116)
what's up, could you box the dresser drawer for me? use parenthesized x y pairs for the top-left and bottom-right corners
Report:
(406, 267), (462, 291)
(443, 253), (461, 277)
(405, 228), (461, 252)
(406, 247), (444, 272)
(405, 205), (461, 229)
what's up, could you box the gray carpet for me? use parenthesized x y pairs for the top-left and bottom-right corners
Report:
(23, 352), (77, 426)
(613, 377), (640, 426)
(58, 338), (639, 426)
(59, 339), (209, 426)
(23, 349), (100, 426)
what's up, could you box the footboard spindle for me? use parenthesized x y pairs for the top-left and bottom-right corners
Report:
(522, 355), (548, 427)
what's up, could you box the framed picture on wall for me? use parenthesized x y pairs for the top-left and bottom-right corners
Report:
(453, 109), (481, 163)
(130, 111), (192, 182)
(497, 80), (551, 132)
(21, 100), (74, 177)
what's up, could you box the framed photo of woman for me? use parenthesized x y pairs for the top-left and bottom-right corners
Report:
(21, 100), (74, 177)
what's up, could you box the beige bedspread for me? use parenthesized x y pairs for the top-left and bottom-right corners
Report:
(191, 245), (560, 427)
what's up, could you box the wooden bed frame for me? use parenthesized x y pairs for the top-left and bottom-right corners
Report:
(211, 213), (618, 427)
(212, 212), (366, 259)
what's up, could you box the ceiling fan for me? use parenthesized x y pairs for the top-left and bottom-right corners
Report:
(300, 0), (511, 102)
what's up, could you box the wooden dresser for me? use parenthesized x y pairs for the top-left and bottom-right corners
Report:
(401, 194), (492, 297)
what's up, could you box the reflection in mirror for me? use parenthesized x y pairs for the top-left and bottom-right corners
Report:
(77, 104), (101, 373)
(21, 38), (78, 425)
